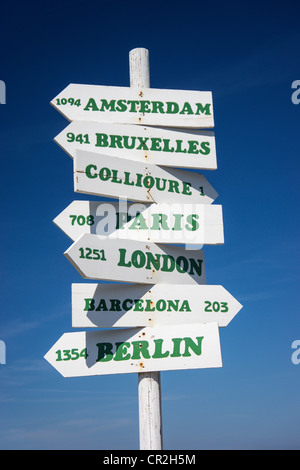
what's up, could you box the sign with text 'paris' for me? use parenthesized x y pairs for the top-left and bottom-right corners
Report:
(53, 200), (224, 245)
(51, 84), (214, 128)
(74, 150), (218, 204)
(54, 121), (217, 170)
(44, 322), (222, 377)
(72, 283), (243, 328)
(64, 234), (206, 285)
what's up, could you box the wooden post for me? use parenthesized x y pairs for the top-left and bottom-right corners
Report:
(129, 47), (163, 451)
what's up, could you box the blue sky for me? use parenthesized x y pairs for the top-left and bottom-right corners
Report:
(0, 0), (299, 450)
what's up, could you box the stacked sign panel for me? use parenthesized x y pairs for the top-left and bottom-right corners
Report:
(45, 80), (242, 377)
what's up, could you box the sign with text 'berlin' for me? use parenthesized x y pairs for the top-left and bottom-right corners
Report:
(74, 150), (218, 204)
(51, 84), (214, 128)
(53, 200), (224, 245)
(72, 283), (243, 328)
(54, 121), (216, 170)
(64, 234), (206, 285)
(44, 322), (222, 377)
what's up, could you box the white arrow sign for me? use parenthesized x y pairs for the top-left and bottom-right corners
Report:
(44, 322), (222, 377)
(51, 84), (214, 128)
(54, 121), (217, 170)
(54, 200), (224, 245)
(64, 234), (206, 285)
(72, 283), (243, 328)
(74, 150), (218, 204)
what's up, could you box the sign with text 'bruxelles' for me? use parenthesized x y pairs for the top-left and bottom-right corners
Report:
(53, 200), (224, 245)
(54, 121), (216, 170)
(44, 322), (222, 377)
(74, 150), (218, 204)
(51, 84), (214, 129)
(64, 234), (206, 285)
(72, 283), (243, 328)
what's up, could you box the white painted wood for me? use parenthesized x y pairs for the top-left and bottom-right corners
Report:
(71, 283), (243, 328)
(74, 150), (218, 204)
(44, 322), (222, 378)
(129, 47), (162, 453)
(53, 200), (224, 245)
(138, 371), (163, 450)
(54, 121), (217, 170)
(50, 85), (214, 129)
(64, 234), (206, 285)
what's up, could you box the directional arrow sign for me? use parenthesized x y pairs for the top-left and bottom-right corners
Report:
(44, 322), (222, 377)
(51, 84), (214, 128)
(54, 200), (224, 245)
(54, 121), (217, 170)
(72, 283), (243, 328)
(64, 234), (206, 285)
(74, 150), (218, 204)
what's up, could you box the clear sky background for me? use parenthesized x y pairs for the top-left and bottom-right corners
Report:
(0, 0), (299, 450)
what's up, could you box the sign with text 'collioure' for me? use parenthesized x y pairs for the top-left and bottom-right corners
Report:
(51, 84), (214, 128)
(44, 322), (222, 377)
(54, 121), (217, 170)
(54, 200), (224, 245)
(72, 283), (243, 328)
(74, 150), (218, 204)
(64, 234), (206, 285)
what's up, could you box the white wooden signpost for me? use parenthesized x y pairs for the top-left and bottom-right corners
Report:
(64, 234), (206, 285)
(53, 200), (224, 245)
(51, 84), (214, 128)
(44, 322), (222, 378)
(47, 47), (242, 451)
(74, 150), (218, 204)
(54, 121), (217, 170)
(71, 283), (243, 328)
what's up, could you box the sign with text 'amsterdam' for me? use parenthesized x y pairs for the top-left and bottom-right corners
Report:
(72, 283), (243, 328)
(74, 150), (218, 204)
(44, 322), (222, 377)
(54, 200), (224, 245)
(54, 121), (217, 170)
(51, 84), (214, 128)
(64, 234), (206, 285)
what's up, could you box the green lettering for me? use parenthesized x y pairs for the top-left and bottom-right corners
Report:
(182, 336), (204, 357)
(99, 99), (116, 112)
(131, 340), (151, 360)
(95, 133), (109, 147)
(179, 102), (194, 114)
(85, 164), (97, 179)
(118, 248), (131, 267)
(113, 342), (131, 361)
(152, 339), (169, 358)
(195, 103), (211, 115)
(83, 98), (99, 111)
(84, 298), (95, 311)
(96, 342), (114, 362)
(166, 102), (179, 114)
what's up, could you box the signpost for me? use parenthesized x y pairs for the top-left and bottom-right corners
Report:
(74, 150), (218, 204)
(44, 322), (222, 378)
(71, 283), (243, 328)
(54, 200), (224, 245)
(64, 234), (206, 285)
(47, 47), (242, 451)
(54, 120), (217, 169)
(51, 84), (214, 128)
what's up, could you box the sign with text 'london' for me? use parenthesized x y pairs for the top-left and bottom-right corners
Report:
(54, 200), (224, 245)
(44, 322), (222, 377)
(51, 84), (214, 128)
(74, 150), (218, 204)
(54, 121), (217, 170)
(72, 283), (243, 328)
(64, 234), (206, 285)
